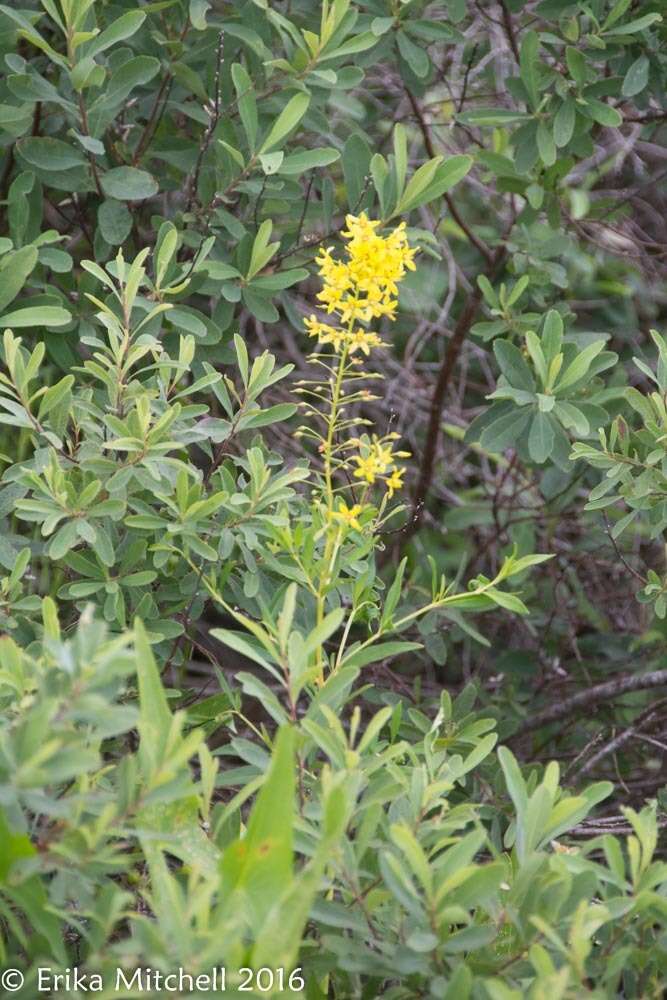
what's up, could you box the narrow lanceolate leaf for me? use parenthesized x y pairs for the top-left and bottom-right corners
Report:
(519, 30), (540, 110)
(259, 92), (310, 154)
(554, 340), (605, 392)
(553, 99), (576, 147)
(85, 10), (146, 59)
(134, 618), (171, 775)
(494, 339), (536, 392)
(231, 62), (258, 150)
(219, 726), (295, 927)
(395, 155), (472, 215)
(528, 410), (554, 464)
(0, 306), (71, 327)
(622, 55), (649, 97)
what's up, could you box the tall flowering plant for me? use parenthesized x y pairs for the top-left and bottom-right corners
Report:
(302, 214), (416, 520)
(199, 216), (551, 701)
(297, 214), (417, 676)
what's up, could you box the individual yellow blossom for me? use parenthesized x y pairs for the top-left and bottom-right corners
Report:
(347, 328), (383, 355)
(385, 468), (404, 498)
(329, 500), (364, 531)
(304, 314), (346, 350)
(353, 453), (382, 484)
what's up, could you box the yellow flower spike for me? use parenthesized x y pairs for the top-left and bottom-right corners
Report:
(310, 213), (418, 329)
(308, 215), (417, 683)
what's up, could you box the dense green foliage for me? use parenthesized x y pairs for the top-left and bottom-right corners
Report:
(1, 0), (667, 996)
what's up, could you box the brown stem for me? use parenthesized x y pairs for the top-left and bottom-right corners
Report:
(510, 669), (667, 737)
(574, 699), (667, 780)
(405, 246), (506, 537)
(132, 73), (173, 165)
(185, 30), (224, 211)
(498, 0), (521, 64)
(132, 22), (189, 165)
(404, 87), (493, 262)
(78, 93), (103, 197)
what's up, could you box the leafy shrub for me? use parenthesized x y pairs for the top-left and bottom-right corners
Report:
(0, 0), (666, 996)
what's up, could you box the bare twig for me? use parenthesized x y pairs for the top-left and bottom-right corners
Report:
(511, 669), (667, 737)
(185, 29), (225, 210)
(498, 0), (520, 64)
(404, 87), (493, 262)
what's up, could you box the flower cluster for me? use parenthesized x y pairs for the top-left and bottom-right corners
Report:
(303, 316), (383, 356)
(351, 434), (410, 498)
(305, 212), (417, 352)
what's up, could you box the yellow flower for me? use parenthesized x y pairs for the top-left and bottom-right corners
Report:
(304, 314), (346, 350)
(351, 436), (410, 493)
(329, 500), (364, 531)
(347, 328), (383, 355)
(385, 468), (404, 498)
(353, 454), (381, 484)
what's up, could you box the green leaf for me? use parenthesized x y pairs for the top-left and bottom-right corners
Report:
(134, 617), (171, 776)
(246, 220), (280, 281)
(479, 408), (531, 452)
(553, 99), (576, 148)
(92, 56), (159, 114)
(139, 797), (219, 876)
(85, 10), (146, 59)
(554, 340), (605, 392)
(259, 92), (310, 154)
(37, 375), (74, 419)
(622, 55), (649, 97)
(528, 411), (554, 463)
(0, 245), (38, 313)
(258, 151), (283, 174)
(278, 147), (340, 175)
(396, 30), (429, 78)
(603, 13), (662, 36)
(341, 641), (422, 670)
(566, 46), (587, 88)
(498, 746), (527, 817)
(319, 31), (377, 62)
(98, 199), (132, 245)
(0, 306), (71, 327)
(494, 339), (536, 391)
(458, 108), (532, 126)
(395, 155), (471, 216)
(101, 166), (158, 201)
(220, 726), (295, 926)
(536, 122), (556, 166)
(582, 100), (622, 127)
(231, 62), (258, 150)
(211, 628), (280, 679)
(519, 30), (540, 110)
(17, 137), (86, 171)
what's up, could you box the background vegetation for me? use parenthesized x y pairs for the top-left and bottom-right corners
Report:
(1, 0), (667, 996)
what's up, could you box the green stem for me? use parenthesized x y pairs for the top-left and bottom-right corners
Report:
(323, 340), (350, 512)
